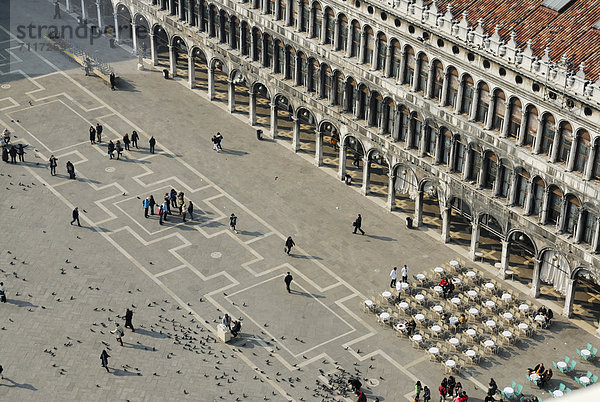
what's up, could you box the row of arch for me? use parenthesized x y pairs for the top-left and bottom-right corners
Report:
(100, 0), (600, 324)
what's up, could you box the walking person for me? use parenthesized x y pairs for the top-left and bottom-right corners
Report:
(17, 144), (25, 162)
(0, 282), (6, 303)
(110, 323), (124, 346)
(177, 191), (184, 214)
(401, 264), (409, 283)
(9, 145), (17, 163)
(70, 207), (81, 226)
(123, 133), (130, 151)
(415, 381), (423, 400)
(211, 135), (219, 152)
(352, 214), (365, 235)
(158, 204), (164, 225)
(447, 376), (456, 397)
(230, 213), (237, 233)
(131, 130), (139, 148)
(89, 125), (96, 144)
(49, 155), (57, 175)
(96, 123), (103, 142)
(115, 140), (123, 159)
(124, 308), (135, 332)
(216, 132), (223, 150)
(182, 208), (187, 222)
(187, 201), (194, 220)
(108, 140), (115, 159)
(100, 350), (110, 372)
(149, 136), (156, 153)
(66, 161), (76, 179)
(149, 195), (156, 215)
(143, 197), (149, 218)
(53, 1), (61, 19)
(109, 71), (116, 90)
(389, 267), (397, 288)
(439, 381), (448, 402)
(284, 236), (295, 255)
(423, 386), (431, 402)
(284, 272), (293, 293)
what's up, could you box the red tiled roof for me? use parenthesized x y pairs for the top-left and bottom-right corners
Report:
(422, 0), (600, 81)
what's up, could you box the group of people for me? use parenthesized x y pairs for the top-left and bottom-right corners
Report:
(1, 129), (26, 164)
(389, 265), (409, 288)
(221, 313), (241, 337)
(439, 277), (456, 299)
(437, 376), (468, 401)
(536, 305), (554, 327)
(100, 308), (136, 372)
(87, 125), (155, 158)
(149, 189), (194, 225)
(211, 132), (224, 152)
(527, 362), (553, 388)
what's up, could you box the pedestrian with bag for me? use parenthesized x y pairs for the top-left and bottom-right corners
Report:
(115, 140), (123, 159)
(284, 272), (293, 293)
(284, 236), (295, 255)
(124, 308), (135, 332)
(353, 214), (365, 235)
(89, 125), (96, 144)
(49, 155), (58, 175)
(96, 123), (103, 142)
(70, 207), (81, 226)
(66, 161), (76, 179)
(131, 130), (139, 148)
(230, 213), (238, 233)
(110, 323), (124, 346)
(108, 140), (115, 159)
(123, 133), (130, 151)
(187, 201), (194, 220)
(143, 197), (149, 218)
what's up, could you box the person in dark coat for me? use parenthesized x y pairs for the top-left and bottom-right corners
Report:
(115, 140), (123, 159)
(96, 123), (103, 142)
(284, 272), (293, 293)
(89, 125), (96, 144)
(9, 146), (17, 163)
(348, 378), (362, 393)
(66, 161), (75, 179)
(149, 195), (156, 215)
(109, 71), (116, 90)
(49, 155), (57, 175)
(100, 350), (110, 372)
(149, 136), (156, 153)
(353, 214), (365, 235)
(187, 201), (194, 220)
(2, 147), (9, 163)
(108, 140), (115, 159)
(17, 144), (25, 162)
(70, 207), (81, 226)
(285, 236), (295, 255)
(131, 130), (139, 148)
(124, 308), (135, 332)
(123, 133), (130, 151)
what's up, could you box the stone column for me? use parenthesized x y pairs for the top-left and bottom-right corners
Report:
(361, 157), (370, 195)
(455, 78), (465, 113)
(168, 45), (177, 77)
(188, 55), (196, 89)
(550, 126), (561, 162)
(338, 145), (346, 179)
(189, 0), (196, 25)
(440, 71), (449, 106)
(295, 0), (302, 32)
(448, 137), (456, 171)
(227, 79), (236, 112)
(562, 278), (576, 318)
(270, 102), (277, 138)
(500, 239), (510, 277)
(320, 15), (327, 44)
(386, 174), (395, 211)
(249, 91), (257, 125)
(523, 179), (534, 215)
(529, 258), (541, 298)
(262, 0), (268, 15)
(412, 57), (421, 91)
(501, 102), (511, 137)
(333, 17), (341, 50)
(81, 0), (87, 20)
(406, 117), (415, 149)
(567, 137), (578, 171)
(469, 219), (480, 261)
(462, 147), (472, 181)
(441, 207), (451, 243)
(113, 13), (120, 42)
(493, 162), (503, 196)
(274, 0), (281, 20)
(285, 0), (293, 26)
(66, 0), (71, 12)
(584, 145), (596, 180)
(425, 63), (435, 98)
(179, 0), (185, 20)
(508, 171), (519, 205)
(149, 34), (158, 65)
(518, 108), (528, 145)
(250, 30), (256, 61)
(207, 66), (215, 100)
(208, 9), (215, 37)
(131, 22), (138, 53)
(229, 19), (235, 49)
(398, 49), (407, 83)
(575, 209), (585, 243)
(533, 118), (544, 154)
(592, 217), (600, 253)
(469, 85), (479, 120)
(169, 0), (176, 15)
(345, 21), (353, 58)
(384, 46), (393, 78)
(315, 129), (323, 166)
(539, 187), (550, 224)
(371, 41), (378, 70)
(358, 30), (367, 64)
(292, 117), (300, 152)
(283, 48), (291, 79)
(96, 1), (103, 29)
(414, 190), (424, 227)
(485, 95), (496, 130)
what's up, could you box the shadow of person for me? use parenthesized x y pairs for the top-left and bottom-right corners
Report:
(0, 377), (38, 390)
(6, 299), (39, 308)
(134, 328), (168, 339)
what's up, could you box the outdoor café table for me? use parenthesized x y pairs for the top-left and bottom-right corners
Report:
(396, 323), (406, 332)
(449, 260), (460, 268)
(433, 305), (443, 313)
(502, 330), (512, 339)
(412, 334), (423, 343)
(451, 297), (461, 305)
(484, 282), (495, 290)
(518, 323), (528, 332)
(431, 325), (442, 333)
(466, 271), (476, 278)
(519, 304), (530, 312)
(429, 347), (440, 355)
(503, 387), (514, 398)
(502, 312), (514, 321)
(364, 300), (374, 310)
(556, 361), (567, 370)
(468, 308), (479, 316)
(415, 294), (425, 302)
(401, 282), (410, 290)
(382, 291), (392, 299)
(485, 320), (496, 329)
(501, 293), (512, 302)
(467, 290), (478, 298)
(529, 373), (540, 382)
(485, 300), (496, 309)
(380, 312), (390, 322)
(449, 337), (460, 346)
(553, 390), (564, 397)
(451, 277), (461, 285)
(415, 313), (425, 322)
(465, 349), (476, 358)
(434, 267), (444, 274)
(445, 359), (456, 369)
(581, 349), (591, 358)
(534, 315), (546, 324)
(466, 329), (476, 337)
(434, 286), (444, 294)
(416, 274), (426, 281)
(449, 316), (459, 325)
(398, 301), (409, 310)
(580, 376), (590, 386)
(484, 340), (495, 348)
